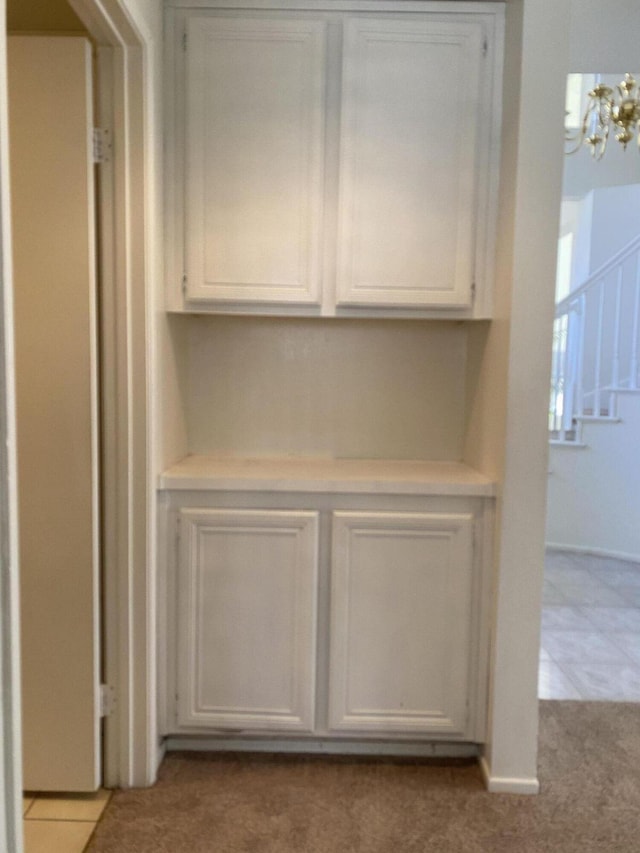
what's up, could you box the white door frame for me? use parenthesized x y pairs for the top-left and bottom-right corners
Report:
(0, 0), (24, 845)
(0, 0), (156, 837)
(67, 0), (157, 789)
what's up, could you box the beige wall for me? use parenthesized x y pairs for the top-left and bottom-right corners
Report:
(9, 34), (100, 791)
(132, 0), (191, 471)
(7, 0), (85, 32)
(186, 317), (468, 460)
(0, 0), (25, 843)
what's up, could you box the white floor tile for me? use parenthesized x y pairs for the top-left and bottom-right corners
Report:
(549, 581), (627, 607)
(604, 585), (640, 607)
(542, 630), (629, 664)
(542, 581), (568, 605)
(590, 563), (640, 589)
(28, 789), (110, 823)
(541, 606), (594, 632)
(608, 632), (640, 664)
(23, 819), (95, 853)
(558, 661), (640, 701)
(538, 660), (582, 700)
(581, 607), (640, 633)
(542, 552), (640, 702)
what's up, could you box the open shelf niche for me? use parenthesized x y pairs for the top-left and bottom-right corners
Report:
(159, 313), (493, 494)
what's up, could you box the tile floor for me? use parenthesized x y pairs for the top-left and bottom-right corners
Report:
(22, 789), (110, 853)
(540, 549), (640, 700)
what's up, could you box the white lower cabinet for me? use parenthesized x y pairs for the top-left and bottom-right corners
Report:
(177, 508), (319, 732)
(329, 511), (474, 737)
(168, 486), (490, 746)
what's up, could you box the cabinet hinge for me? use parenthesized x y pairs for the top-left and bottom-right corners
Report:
(100, 684), (116, 718)
(471, 281), (477, 302)
(483, 37), (488, 57)
(93, 128), (111, 164)
(181, 274), (188, 296)
(183, 30), (187, 51)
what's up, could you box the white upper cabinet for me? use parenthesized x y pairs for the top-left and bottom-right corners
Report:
(336, 18), (483, 309)
(167, 3), (503, 316)
(184, 17), (327, 304)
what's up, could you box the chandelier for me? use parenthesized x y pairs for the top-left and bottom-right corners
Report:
(566, 73), (640, 159)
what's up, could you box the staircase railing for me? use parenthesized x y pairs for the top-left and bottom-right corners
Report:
(550, 234), (640, 442)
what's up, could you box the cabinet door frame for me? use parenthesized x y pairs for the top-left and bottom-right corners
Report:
(329, 509), (476, 737)
(177, 507), (319, 732)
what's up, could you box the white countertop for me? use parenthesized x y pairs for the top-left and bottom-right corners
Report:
(159, 455), (496, 497)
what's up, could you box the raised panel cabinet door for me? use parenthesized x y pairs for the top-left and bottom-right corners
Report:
(329, 510), (475, 736)
(336, 18), (484, 308)
(177, 509), (319, 731)
(185, 17), (327, 304)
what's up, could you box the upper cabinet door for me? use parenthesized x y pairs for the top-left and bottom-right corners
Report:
(185, 17), (327, 304)
(336, 18), (484, 309)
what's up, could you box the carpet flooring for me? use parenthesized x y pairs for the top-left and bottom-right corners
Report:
(88, 701), (640, 853)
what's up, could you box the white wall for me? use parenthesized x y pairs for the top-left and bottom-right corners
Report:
(569, 0), (640, 72)
(463, 0), (570, 793)
(559, 184), (640, 296)
(559, 195), (592, 294)
(547, 393), (640, 560)
(563, 123), (640, 200)
(589, 185), (640, 273)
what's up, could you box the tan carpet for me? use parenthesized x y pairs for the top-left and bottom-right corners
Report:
(88, 701), (640, 852)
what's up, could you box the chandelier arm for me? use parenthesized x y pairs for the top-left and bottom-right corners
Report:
(565, 74), (640, 158)
(565, 103), (594, 153)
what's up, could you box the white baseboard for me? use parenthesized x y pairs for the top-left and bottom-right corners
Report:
(165, 736), (479, 759)
(546, 542), (640, 564)
(479, 757), (539, 795)
(156, 740), (167, 778)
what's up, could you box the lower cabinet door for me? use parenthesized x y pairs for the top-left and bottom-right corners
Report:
(329, 510), (475, 737)
(177, 508), (319, 732)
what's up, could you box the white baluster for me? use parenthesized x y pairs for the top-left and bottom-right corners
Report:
(631, 252), (640, 390)
(551, 317), (562, 433)
(576, 294), (586, 417)
(563, 308), (579, 437)
(610, 266), (623, 415)
(594, 282), (605, 416)
(558, 314), (570, 438)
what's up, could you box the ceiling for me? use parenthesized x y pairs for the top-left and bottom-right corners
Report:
(7, 0), (86, 33)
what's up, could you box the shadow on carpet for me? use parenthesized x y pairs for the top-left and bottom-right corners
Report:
(88, 701), (640, 853)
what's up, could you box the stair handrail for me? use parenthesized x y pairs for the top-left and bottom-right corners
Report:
(550, 231), (640, 440)
(555, 232), (640, 316)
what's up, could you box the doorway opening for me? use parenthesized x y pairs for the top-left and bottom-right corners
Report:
(3, 4), (154, 849)
(540, 72), (640, 702)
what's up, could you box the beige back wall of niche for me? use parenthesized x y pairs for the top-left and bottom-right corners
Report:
(185, 317), (468, 460)
(7, 0), (86, 32)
